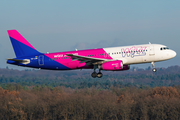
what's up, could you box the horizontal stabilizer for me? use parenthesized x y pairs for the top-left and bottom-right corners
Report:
(7, 58), (30, 64)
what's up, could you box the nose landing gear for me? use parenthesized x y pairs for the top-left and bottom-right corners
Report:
(151, 62), (157, 72)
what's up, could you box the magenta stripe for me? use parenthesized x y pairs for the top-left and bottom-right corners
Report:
(45, 48), (113, 69)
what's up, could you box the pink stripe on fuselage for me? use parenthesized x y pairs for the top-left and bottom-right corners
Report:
(45, 48), (113, 69)
(7, 30), (36, 50)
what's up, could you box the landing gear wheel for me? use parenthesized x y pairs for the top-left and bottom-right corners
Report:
(97, 72), (103, 78)
(151, 62), (157, 72)
(152, 68), (157, 72)
(91, 72), (97, 78)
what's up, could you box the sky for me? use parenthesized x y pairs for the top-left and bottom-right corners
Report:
(0, 0), (180, 69)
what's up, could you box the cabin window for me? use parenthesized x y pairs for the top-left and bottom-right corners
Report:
(160, 47), (169, 50)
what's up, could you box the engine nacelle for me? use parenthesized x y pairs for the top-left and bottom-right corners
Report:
(98, 60), (130, 71)
(98, 60), (123, 70)
(121, 65), (130, 71)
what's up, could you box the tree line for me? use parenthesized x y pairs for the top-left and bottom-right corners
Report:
(1, 65), (180, 89)
(0, 66), (180, 119)
(1, 86), (180, 119)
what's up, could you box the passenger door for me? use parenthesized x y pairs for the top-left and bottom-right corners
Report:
(149, 45), (155, 56)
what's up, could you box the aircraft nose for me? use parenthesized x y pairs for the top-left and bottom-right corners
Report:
(171, 50), (176, 58)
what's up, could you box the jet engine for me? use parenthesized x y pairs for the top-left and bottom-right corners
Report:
(98, 60), (122, 70)
(98, 60), (130, 71)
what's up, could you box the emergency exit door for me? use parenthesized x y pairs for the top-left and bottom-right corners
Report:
(38, 55), (44, 65)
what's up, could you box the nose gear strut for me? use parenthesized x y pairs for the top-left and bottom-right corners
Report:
(151, 62), (157, 72)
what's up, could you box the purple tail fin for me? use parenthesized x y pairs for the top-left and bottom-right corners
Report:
(7, 30), (40, 57)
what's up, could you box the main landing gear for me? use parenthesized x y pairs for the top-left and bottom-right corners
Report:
(151, 62), (157, 72)
(91, 71), (103, 78)
(91, 66), (103, 78)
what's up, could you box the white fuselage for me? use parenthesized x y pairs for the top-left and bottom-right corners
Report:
(103, 44), (176, 65)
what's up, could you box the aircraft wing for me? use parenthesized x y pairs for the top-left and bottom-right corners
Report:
(66, 54), (112, 65)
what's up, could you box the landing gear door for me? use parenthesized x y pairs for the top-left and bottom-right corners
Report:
(149, 45), (155, 56)
(38, 55), (44, 65)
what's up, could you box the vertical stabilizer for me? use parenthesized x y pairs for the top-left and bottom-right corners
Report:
(7, 30), (40, 57)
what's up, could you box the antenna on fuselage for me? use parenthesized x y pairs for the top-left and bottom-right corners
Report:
(75, 49), (78, 51)
(149, 42), (151, 44)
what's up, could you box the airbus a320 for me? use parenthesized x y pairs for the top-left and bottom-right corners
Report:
(7, 30), (176, 78)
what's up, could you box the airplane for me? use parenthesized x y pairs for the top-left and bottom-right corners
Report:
(7, 30), (176, 78)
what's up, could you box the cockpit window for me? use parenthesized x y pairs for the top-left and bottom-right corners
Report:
(160, 47), (169, 50)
